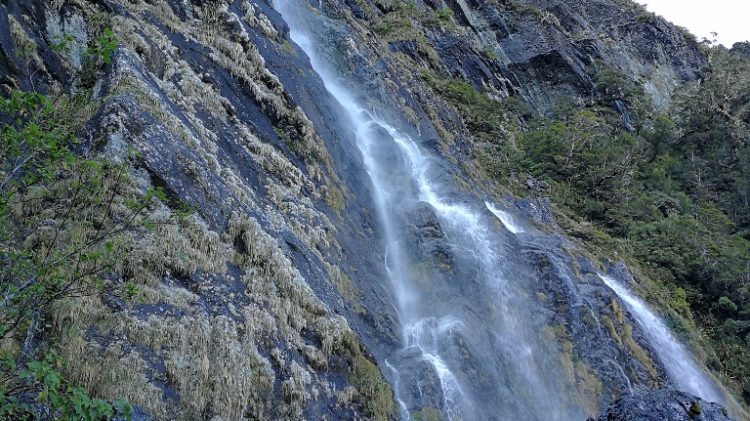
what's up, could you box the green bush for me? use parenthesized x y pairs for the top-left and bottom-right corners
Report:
(461, 41), (750, 405)
(0, 352), (130, 420)
(435, 8), (453, 24)
(0, 26), (137, 419)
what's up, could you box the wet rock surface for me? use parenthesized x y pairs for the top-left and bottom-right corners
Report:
(2, 0), (401, 418)
(592, 390), (733, 421)
(409, 202), (454, 270)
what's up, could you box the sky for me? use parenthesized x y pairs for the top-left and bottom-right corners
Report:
(643, 0), (750, 47)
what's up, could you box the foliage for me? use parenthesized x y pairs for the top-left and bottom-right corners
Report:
(372, 2), (418, 39)
(422, 73), (527, 143)
(373, 1), (458, 41)
(0, 25), (140, 419)
(434, 8), (453, 24)
(337, 332), (394, 420)
(0, 351), (131, 420)
(506, 1), (544, 19)
(468, 45), (750, 404)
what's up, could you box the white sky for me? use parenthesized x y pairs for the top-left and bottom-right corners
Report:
(643, 0), (750, 47)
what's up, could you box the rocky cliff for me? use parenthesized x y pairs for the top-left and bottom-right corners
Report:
(0, 0), (742, 420)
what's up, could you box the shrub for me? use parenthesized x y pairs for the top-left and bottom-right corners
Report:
(435, 8), (453, 24)
(1, 26), (138, 419)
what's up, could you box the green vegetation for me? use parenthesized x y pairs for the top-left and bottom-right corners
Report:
(324, 180), (346, 215)
(337, 332), (395, 420)
(434, 8), (454, 24)
(0, 351), (130, 420)
(411, 406), (441, 421)
(690, 401), (703, 415)
(457, 46), (750, 405)
(373, 1), (458, 41)
(507, 1), (544, 19)
(0, 26), (140, 420)
(372, 2), (419, 40)
(422, 71), (529, 143)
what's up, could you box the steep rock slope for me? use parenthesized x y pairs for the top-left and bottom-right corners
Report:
(2, 0), (398, 419)
(593, 390), (733, 421)
(0, 0), (741, 420)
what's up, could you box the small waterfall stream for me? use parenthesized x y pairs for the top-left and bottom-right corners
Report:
(485, 202), (525, 234)
(597, 274), (725, 404)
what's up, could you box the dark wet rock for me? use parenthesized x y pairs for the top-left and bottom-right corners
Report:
(413, 202), (445, 239)
(521, 243), (658, 409)
(499, 0), (703, 110)
(389, 347), (445, 413)
(603, 260), (640, 288)
(515, 196), (555, 226)
(593, 390), (733, 421)
(388, 40), (432, 67)
(409, 202), (454, 270)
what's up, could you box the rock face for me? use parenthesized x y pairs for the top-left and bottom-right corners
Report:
(593, 390), (733, 421)
(0, 0), (739, 420)
(1, 0), (399, 419)
(439, 0), (706, 111)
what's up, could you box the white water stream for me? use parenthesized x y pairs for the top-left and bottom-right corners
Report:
(485, 202), (525, 234)
(272, 1), (735, 419)
(597, 274), (725, 404)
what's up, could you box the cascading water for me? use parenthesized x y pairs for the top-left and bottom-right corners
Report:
(597, 274), (726, 404)
(381, 123), (577, 419)
(272, 1), (739, 419)
(273, 1), (585, 419)
(485, 202), (525, 234)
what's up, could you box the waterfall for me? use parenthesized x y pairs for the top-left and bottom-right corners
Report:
(597, 274), (725, 404)
(485, 202), (525, 234)
(273, 1), (584, 419)
(271, 1), (740, 419)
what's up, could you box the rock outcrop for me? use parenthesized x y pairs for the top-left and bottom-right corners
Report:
(593, 390), (733, 421)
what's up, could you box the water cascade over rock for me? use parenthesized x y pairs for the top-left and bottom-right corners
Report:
(273, 2), (740, 420)
(597, 274), (727, 405)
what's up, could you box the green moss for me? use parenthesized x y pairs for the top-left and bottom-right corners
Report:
(280, 40), (295, 55)
(482, 47), (498, 60)
(337, 333), (395, 421)
(601, 315), (621, 346)
(372, 2), (418, 40)
(542, 323), (602, 413)
(581, 308), (598, 329)
(435, 8), (453, 24)
(324, 181), (346, 215)
(689, 401), (702, 415)
(373, 2), (459, 46)
(412, 406), (442, 421)
(609, 300), (659, 380)
(325, 262), (359, 303)
(507, 1), (544, 19)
